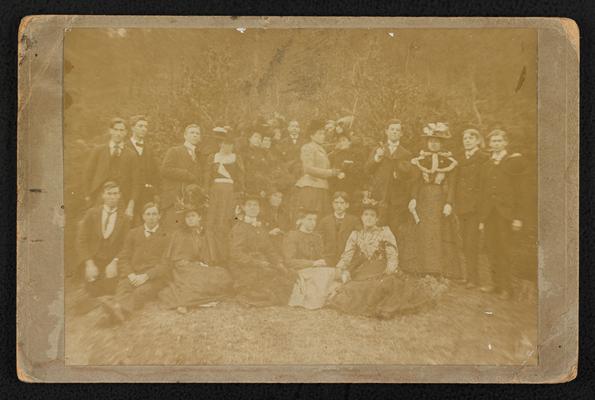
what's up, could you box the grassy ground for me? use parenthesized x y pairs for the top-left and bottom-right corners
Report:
(65, 277), (537, 366)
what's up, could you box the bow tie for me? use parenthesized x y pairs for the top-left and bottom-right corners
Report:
(135, 142), (144, 147)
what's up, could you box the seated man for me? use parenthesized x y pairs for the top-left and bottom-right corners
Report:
(76, 181), (130, 304)
(100, 202), (170, 324)
(283, 209), (339, 310)
(317, 192), (361, 266)
(229, 194), (295, 306)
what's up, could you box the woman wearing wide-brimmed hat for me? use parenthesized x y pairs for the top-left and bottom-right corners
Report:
(408, 122), (460, 279)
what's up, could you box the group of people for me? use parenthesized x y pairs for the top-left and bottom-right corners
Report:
(75, 114), (529, 326)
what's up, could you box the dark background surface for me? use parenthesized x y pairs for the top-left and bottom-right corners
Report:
(2, 0), (593, 398)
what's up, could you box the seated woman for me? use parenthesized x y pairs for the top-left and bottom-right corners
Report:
(158, 204), (233, 314)
(229, 194), (296, 307)
(283, 209), (341, 310)
(328, 204), (439, 319)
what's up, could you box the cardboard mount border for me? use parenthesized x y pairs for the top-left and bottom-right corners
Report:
(16, 16), (579, 383)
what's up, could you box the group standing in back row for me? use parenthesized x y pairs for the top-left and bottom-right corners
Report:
(76, 115), (529, 324)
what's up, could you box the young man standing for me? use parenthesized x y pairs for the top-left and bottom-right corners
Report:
(478, 129), (527, 300)
(159, 123), (203, 229)
(76, 181), (130, 300)
(447, 128), (489, 289)
(83, 118), (137, 218)
(277, 119), (306, 187)
(125, 115), (160, 226)
(317, 192), (361, 267)
(365, 119), (415, 241)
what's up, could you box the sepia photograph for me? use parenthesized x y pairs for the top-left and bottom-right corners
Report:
(16, 16), (578, 383)
(63, 26), (538, 366)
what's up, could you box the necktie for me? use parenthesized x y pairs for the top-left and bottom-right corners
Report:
(103, 210), (116, 235)
(112, 147), (121, 157)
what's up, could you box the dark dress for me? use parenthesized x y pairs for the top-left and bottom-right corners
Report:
(158, 227), (233, 308)
(328, 147), (366, 198)
(229, 219), (296, 306)
(242, 145), (270, 195)
(204, 152), (245, 264)
(328, 226), (437, 319)
(409, 151), (461, 279)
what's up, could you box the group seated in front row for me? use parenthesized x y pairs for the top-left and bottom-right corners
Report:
(80, 186), (439, 327)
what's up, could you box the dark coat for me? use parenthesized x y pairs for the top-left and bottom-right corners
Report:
(159, 145), (203, 209)
(229, 220), (282, 269)
(329, 147), (366, 195)
(117, 225), (170, 279)
(478, 153), (528, 221)
(282, 230), (325, 270)
(242, 146), (270, 194)
(83, 144), (138, 205)
(277, 135), (308, 182)
(124, 139), (160, 209)
(317, 213), (361, 266)
(365, 143), (415, 211)
(447, 150), (489, 216)
(76, 206), (130, 266)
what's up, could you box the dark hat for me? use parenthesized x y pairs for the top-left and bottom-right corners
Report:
(176, 203), (203, 215)
(307, 119), (326, 136)
(212, 126), (234, 144)
(421, 122), (451, 139)
(295, 207), (318, 223)
(360, 202), (379, 214)
(242, 192), (263, 205)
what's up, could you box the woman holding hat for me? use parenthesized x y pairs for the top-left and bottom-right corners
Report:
(328, 203), (439, 318)
(204, 129), (245, 265)
(158, 203), (234, 314)
(291, 119), (345, 224)
(408, 122), (460, 279)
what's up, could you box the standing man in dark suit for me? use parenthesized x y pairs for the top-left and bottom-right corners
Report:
(125, 115), (160, 226)
(365, 119), (415, 240)
(277, 119), (307, 190)
(478, 129), (527, 300)
(447, 128), (489, 289)
(317, 192), (361, 266)
(83, 118), (137, 219)
(76, 181), (130, 301)
(159, 123), (203, 229)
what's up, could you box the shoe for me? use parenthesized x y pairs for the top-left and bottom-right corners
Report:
(498, 291), (512, 301)
(176, 306), (188, 314)
(199, 301), (219, 308)
(480, 285), (495, 293)
(95, 314), (117, 328)
(99, 298), (127, 324)
(465, 282), (477, 289)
